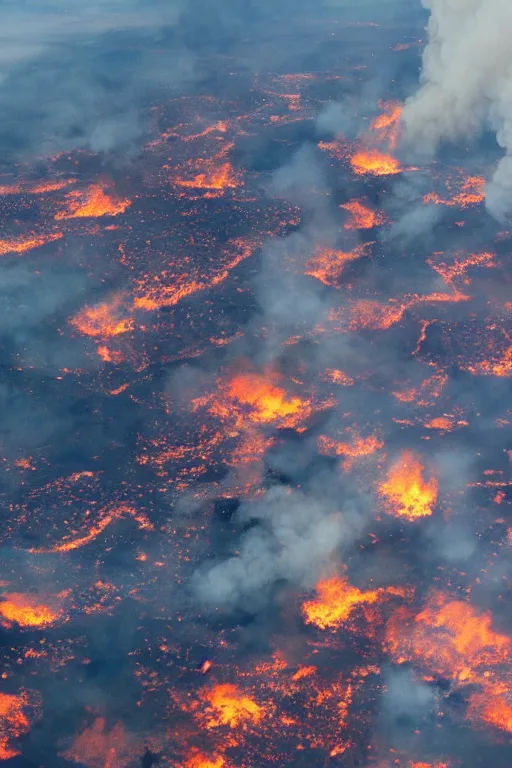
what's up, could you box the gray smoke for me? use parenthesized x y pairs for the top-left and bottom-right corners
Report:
(402, 0), (512, 221)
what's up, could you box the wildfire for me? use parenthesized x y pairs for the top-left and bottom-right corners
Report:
(0, 593), (63, 629)
(0, 691), (31, 761)
(175, 161), (240, 195)
(61, 718), (136, 768)
(55, 183), (131, 220)
(423, 175), (485, 209)
(317, 433), (383, 470)
(350, 149), (402, 176)
(70, 294), (135, 338)
(341, 199), (387, 230)
(184, 751), (226, 768)
(302, 575), (381, 630)
(378, 451), (438, 521)
(218, 371), (312, 428)
(370, 100), (403, 149)
(200, 684), (265, 729)
(305, 244), (369, 286)
(0, 232), (63, 257)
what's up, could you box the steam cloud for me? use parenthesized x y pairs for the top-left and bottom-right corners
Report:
(402, 0), (512, 221)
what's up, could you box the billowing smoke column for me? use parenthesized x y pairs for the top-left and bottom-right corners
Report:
(402, 0), (512, 221)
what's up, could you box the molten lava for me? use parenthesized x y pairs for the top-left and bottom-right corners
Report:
(378, 451), (438, 520)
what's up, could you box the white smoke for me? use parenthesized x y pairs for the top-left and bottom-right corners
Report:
(402, 0), (512, 221)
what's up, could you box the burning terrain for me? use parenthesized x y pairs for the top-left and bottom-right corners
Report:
(0, 2), (511, 768)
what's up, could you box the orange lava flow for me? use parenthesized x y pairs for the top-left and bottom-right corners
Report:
(222, 372), (311, 427)
(350, 149), (402, 176)
(70, 295), (134, 338)
(378, 451), (438, 521)
(55, 184), (131, 220)
(200, 684), (264, 729)
(0, 593), (62, 629)
(305, 244), (368, 286)
(0, 691), (31, 760)
(341, 200), (387, 230)
(0, 232), (63, 256)
(302, 575), (381, 630)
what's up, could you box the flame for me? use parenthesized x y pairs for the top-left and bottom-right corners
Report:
(468, 692), (512, 733)
(220, 372), (312, 427)
(350, 149), (402, 176)
(379, 451), (438, 520)
(55, 184), (131, 220)
(176, 162), (240, 194)
(62, 718), (135, 768)
(0, 692), (32, 760)
(317, 433), (383, 470)
(386, 592), (511, 684)
(70, 295), (134, 338)
(0, 232), (63, 257)
(341, 200), (387, 230)
(200, 684), (264, 729)
(423, 175), (485, 208)
(305, 244), (369, 286)
(0, 593), (63, 629)
(427, 251), (496, 288)
(184, 751), (226, 768)
(370, 100), (403, 149)
(302, 576), (381, 630)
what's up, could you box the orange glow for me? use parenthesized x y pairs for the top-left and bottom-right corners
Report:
(55, 183), (131, 220)
(350, 149), (402, 176)
(302, 575), (380, 630)
(322, 369), (355, 386)
(370, 100), (402, 149)
(200, 684), (264, 729)
(70, 294), (134, 338)
(28, 505), (152, 554)
(61, 718), (134, 768)
(468, 692), (512, 733)
(424, 417), (454, 431)
(386, 591), (511, 684)
(317, 433), (383, 470)
(184, 751), (226, 768)
(0, 692), (31, 760)
(348, 299), (407, 331)
(427, 251), (496, 287)
(379, 451), (438, 521)
(176, 162), (240, 195)
(0, 232), (63, 257)
(221, 372), (311, 428)
(424, 175), (485, 209)
(341, 199), (387, 230)
(305, 244), (368, 286)
(0, 593), (62, 629)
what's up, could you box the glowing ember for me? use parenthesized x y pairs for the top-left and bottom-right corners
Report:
(350, 149), (402, 176)
(62, 718), (136, 768)
(184, 751), (226, 768)
(55, 184), (131, 220)
(0, 593), (62, 629)
(200, 684), (264, 729)
(378, 451), (438, 520)
(341, 199), (387, 230)
(0, 233), (63, 257)
(0, 692), (31, 761)
(468, 692), (512, 733)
